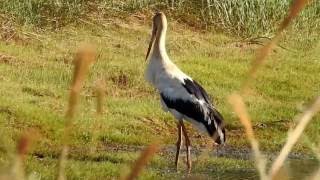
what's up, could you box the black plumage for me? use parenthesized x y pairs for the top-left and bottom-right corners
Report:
(182, 79), (211, 104)
(161, 78), (225, 144)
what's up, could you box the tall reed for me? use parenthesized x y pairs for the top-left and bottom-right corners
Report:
(124, 142), (159, 180)
(228, 94), (267, 180)
(228, 0), (319, 179)
(269, 97), (320, 179)
(57, 44), (97, 180)
(243, 0), (313, 91)
(89, 78), (107, 154)
(3, 130), (40, 180)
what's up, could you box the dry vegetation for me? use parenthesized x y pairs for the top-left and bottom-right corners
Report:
(228, 0), (320, 179)
(0, 0), (319, 179)
(0, 0), (319, 36)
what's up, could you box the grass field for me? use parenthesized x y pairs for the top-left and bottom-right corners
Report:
(0, 8), (320, 179)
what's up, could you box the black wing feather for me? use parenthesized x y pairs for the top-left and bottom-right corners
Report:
(182, 79), (211, 104)
(160, 93), (212, 131)
(160, 78), (226, 143)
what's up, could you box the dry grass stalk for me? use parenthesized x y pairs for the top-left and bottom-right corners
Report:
(228, 93), (267, 180)
(57, 44), (97, 180)
(89, 78), (107, 154)
(278, 0), (311, 32)
(0, 175), (11, 180)
(270, 167), (289, 180)
(310, 168), (320, 180)
(11, 137), (28, 180)
(65, 44), (97, 120)
(243, 35), (280, 91)
(269, 97), (320, 179)
(11, 130), (40, 180)
(95, 79), (106, 115)
(57, 146), (68, 180)
(242, 0), (311, 91)
(124, 142), (159, 180)
(236, 0), (314, 179)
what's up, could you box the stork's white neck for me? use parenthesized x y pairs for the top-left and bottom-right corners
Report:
(153, 25), (168, 59)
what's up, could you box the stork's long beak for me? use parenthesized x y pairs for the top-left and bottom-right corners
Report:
(145, 25), (157, 61)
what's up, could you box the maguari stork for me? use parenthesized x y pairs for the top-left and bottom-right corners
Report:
(145, 12), (226, 172)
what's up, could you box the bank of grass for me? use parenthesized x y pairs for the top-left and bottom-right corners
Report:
(0, 0), (320, 36)
(0, 15), (319, 178)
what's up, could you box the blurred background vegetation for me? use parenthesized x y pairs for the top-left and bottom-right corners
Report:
(0, 1), (320, 179)
(0, 0), (319, 36)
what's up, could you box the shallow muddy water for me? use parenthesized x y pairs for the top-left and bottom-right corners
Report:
(210, 146), (320, 180)
(212, 158), (319, 179)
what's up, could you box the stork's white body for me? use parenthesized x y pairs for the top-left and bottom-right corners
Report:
(145, 52), (210, 133)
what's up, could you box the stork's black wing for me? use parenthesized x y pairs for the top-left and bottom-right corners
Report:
(182, 79), (211, 104)
(160, 92), (207, 124)
(160, 78), (225, 138)
(180, 78), (224, 127)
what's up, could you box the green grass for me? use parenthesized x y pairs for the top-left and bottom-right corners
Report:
(0, 16), (319, 179)
(0, 151), (255, 179)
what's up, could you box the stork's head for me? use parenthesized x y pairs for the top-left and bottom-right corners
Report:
(211, 125), (226, 146)
(145, 12), (168, 61)
(205, 111), (226, 146)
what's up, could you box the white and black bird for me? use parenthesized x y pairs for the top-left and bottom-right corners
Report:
(145, 12), (226, 172)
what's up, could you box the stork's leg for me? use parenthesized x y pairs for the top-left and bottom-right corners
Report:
(175, 121), (183, 171)
(181, 121), (192, 173)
